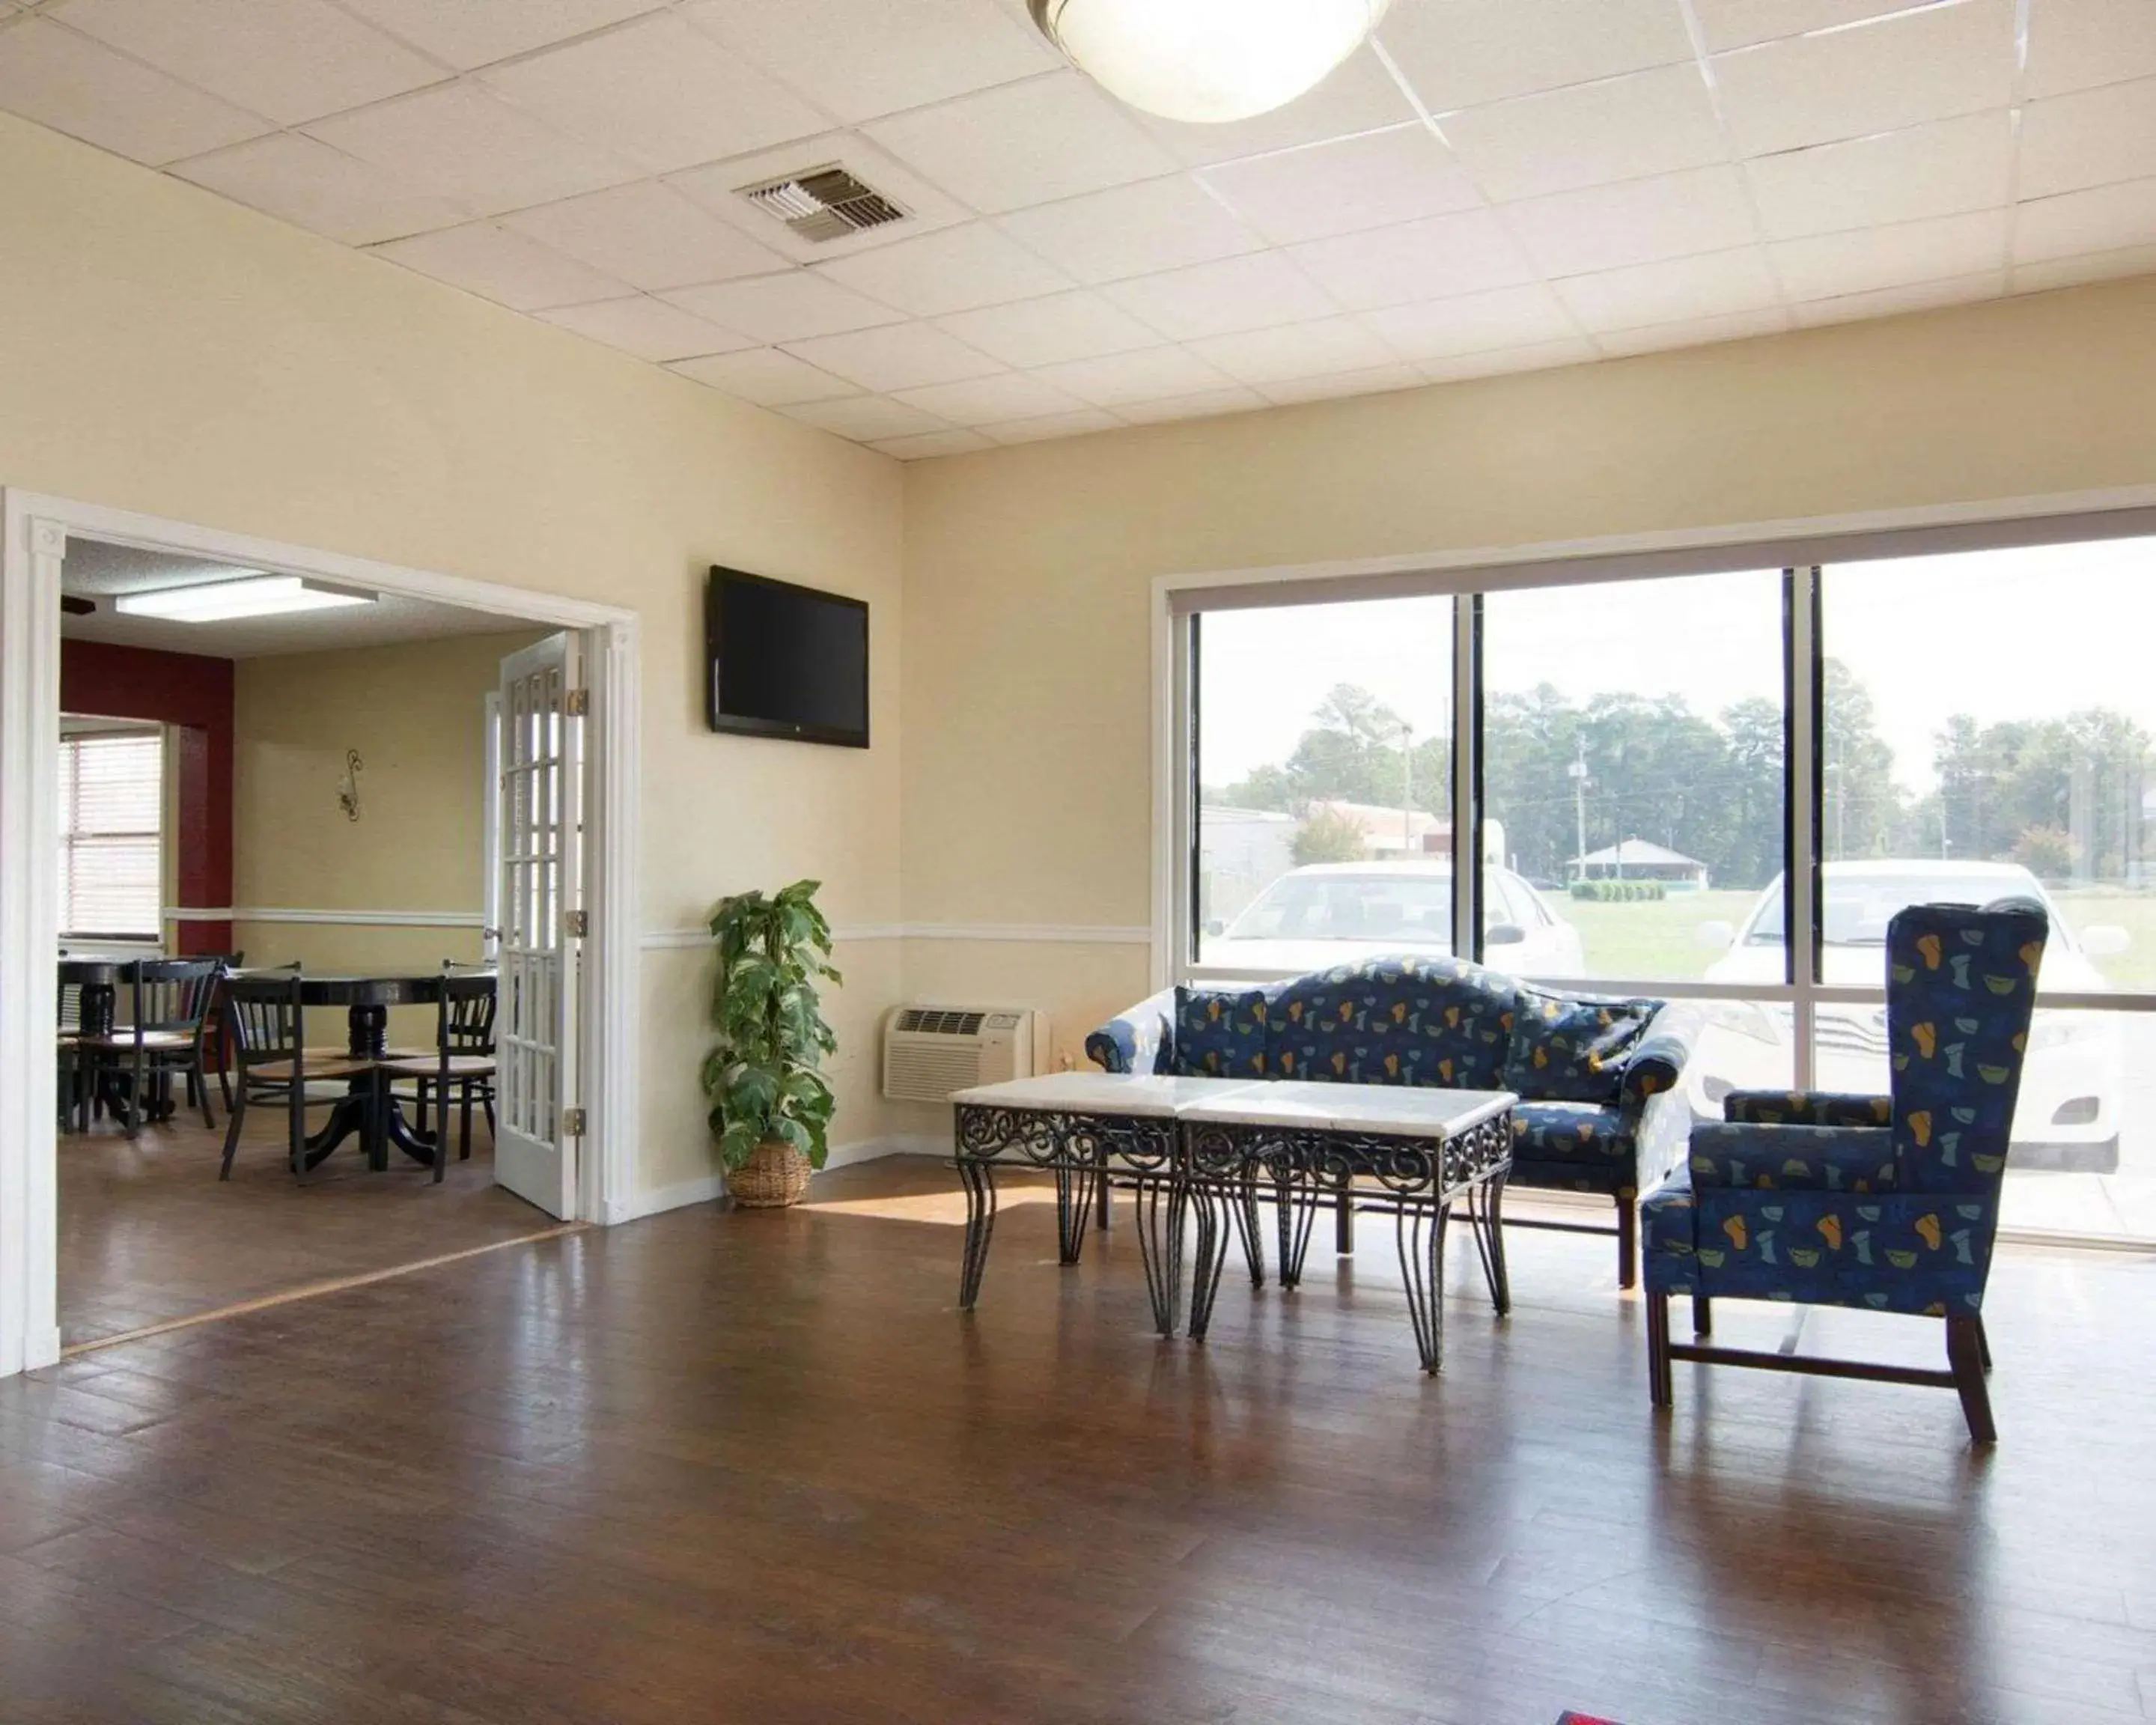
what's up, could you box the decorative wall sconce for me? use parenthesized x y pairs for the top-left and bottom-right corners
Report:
(338, 749), (363, 821)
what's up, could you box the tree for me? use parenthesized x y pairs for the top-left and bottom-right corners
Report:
(1291, 805), (1368, 865)
(2012, 824), (2077, 879)
(1821, 657), (1904, 862)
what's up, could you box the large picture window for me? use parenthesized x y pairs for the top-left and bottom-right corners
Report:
(1174, 518), (2156, 1247)
(57, 725), (163, 940)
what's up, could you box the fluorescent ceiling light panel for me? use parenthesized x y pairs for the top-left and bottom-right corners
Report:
(114, 573), (377, 621)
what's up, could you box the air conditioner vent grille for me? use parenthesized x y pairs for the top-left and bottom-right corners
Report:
(738, 165), (907, 243)
(895, 1008), (984, 1035)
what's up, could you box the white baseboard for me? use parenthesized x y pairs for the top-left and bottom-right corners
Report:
(604, 1134), (945, 1223)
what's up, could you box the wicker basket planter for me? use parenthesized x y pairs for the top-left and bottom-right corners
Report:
(730, 1139), (812, 1208)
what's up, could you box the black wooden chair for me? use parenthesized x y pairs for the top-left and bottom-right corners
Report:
(77, 958), (224, 1137)
(219, 971), (375, 1183)
(56, 976), (85, 1131)
(381, 968), (498, 1180)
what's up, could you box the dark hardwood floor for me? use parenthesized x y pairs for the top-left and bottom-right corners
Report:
(60, 1103), (561, 1348)
(9, 1152), (2156, 1723)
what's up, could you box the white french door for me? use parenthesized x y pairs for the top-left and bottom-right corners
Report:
(493, 634), (582, 1218)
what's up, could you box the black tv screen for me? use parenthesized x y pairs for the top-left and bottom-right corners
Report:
(706, 567), (870, 748)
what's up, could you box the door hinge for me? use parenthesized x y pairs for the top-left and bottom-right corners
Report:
(564, 1107), (587, 1137)
(564, 687), (590, 717)
(565, 908), (589, 938)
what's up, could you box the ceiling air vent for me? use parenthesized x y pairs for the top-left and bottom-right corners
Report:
(737, 165), (907, 243)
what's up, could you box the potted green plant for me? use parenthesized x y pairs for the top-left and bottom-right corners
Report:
(702, 878), (841, 1208)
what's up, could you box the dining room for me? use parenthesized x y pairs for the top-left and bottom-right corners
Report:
(52, 533), (584, 1352)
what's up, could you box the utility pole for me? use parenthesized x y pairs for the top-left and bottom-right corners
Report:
(1568, 738), (1589, 886)
(1399, 722), (1413, 854)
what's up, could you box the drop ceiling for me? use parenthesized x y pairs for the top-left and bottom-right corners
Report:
(2, 0), (2152, 460)
(62, 538), (538, 657)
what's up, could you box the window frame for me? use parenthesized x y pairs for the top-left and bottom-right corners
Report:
(55, 721), (165, 946)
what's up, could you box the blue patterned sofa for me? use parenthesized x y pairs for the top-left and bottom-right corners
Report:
(1087, 956), (1703, 1286)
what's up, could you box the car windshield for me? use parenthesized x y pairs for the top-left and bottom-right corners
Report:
(1226, 873), (1454, 943)
(1745, 871), (2047, 946)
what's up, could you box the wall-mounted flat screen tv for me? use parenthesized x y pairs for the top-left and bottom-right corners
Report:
(706, 567), (870, 749)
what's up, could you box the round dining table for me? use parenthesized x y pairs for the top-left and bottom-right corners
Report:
(235, 969), (496, 1172)
(57, 955), (130, 1038)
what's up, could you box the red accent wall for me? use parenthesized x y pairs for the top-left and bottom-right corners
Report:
(60, 640), (234, 955)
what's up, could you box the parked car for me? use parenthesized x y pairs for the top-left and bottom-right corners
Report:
(1199, 860), (1587, 976)
(1693, 860), (2129, 1173)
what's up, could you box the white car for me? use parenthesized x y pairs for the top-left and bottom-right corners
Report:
(1199, 860), (1587, 976)
(1693, 860), (2129, 1172)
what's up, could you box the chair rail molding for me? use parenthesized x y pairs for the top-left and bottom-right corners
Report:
(637, 922), (1150, 950)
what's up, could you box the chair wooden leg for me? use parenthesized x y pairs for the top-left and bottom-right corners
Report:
(1616, 1195), (1638, 1290)
(1946, 1315), (1997, 1444)
(1692, 1295), (1713, 1336)
(459, 1087), (474, 1163)
(479, 1093), (493, 1151)
(194, 1059), (216, 1130)
(1975, 1315), (1993, 1372)
(1647, 1290), (1673, 1407)
(219, 1092), (246, 1180)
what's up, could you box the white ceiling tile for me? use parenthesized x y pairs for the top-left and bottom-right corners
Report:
(1771, 207), (2008, 298)
(998, 175), (1264, 285)
(1187, 315), (1398, 384)
(1500, 165), (1760, 275)
(2012, 176), (2156, 261)
(931, 290), (1160, 367)
(1029, 345), (1239, 407)
(1791, 269), (2005, 324)
(1255, 364), (1430, 405)
(782, 322), (1002, 392)
(1362, 283), (1579, 358)
(1115, 386), (1270, 423)
(1287, 208), (1538, 311)
(2012, 240), (2156, 293)
(479, 13), (826, 177)
(1553, 246), (1782, 332)
(863, 72), (1175, 213)
(781, 395), (951, 440)
(1693, 0), (1925, 52)
(503, 181), (785, 291)
(872, 428), (996, 460)
(2019, 79), (2156, 201)
(2024, 0), (2156, 98)
(685, 0), (1054, 124)
(305, 82), (637, 214)
(169, 132), (464, 245)
(1377, 0), (1696, 109)
(1102, 252), (1340, 341)
(54, 0), (442, 127)
(1439, 64), (1729, 204)
(661, 271), (902, 344)
(980, 407), (1127, 443)
(666, 347), (855, 405)
(539, 295), (752, 361)
(1136, 44), (1418, 168)
(666, 132), (970, 266)
(1746, 110), (2013, 240)
(1594, 305), (1793, 356)
(334, 0), (666, 72)
(1202, 125), (1484, 245)
(0, 19), (270, 165)
(889, 372), (1088, 425)
(371, 221), (636, 311)
(1711, 0), (2017, 157)
(1418, 337), (1600, 382)
(813, 222), (1072, 316)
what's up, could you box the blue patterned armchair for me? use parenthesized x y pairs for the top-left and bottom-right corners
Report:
(1088, 956), (1703, 1286)
(1641, 901), (2048, 1443)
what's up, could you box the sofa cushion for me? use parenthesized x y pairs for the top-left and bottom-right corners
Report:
(1503, 989), (1657, 1104)
(1509, 1099), (1630, 1166)
(1263, 957), (1517, 1087)
(1172, 985), (1272, 1078)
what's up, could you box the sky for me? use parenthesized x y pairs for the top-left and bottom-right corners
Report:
(1199, 537), (2156, 797)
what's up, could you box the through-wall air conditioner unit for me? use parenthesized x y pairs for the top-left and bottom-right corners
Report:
(881, 1006), (1048, 1102)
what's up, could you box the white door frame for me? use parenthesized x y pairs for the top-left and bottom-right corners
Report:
(0, 489), (642, 1376)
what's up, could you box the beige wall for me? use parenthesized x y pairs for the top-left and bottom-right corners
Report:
(0, 111), (907, 1197)
(898, 276), (2156, 1062)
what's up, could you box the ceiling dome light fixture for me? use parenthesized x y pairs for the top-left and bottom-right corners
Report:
(1029, 0), (1393, 125)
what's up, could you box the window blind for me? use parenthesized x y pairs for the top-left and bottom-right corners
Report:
(57, 728), (163, 938)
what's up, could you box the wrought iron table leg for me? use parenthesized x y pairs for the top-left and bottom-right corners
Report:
(1054, 1153), (1098, 1265)
(1397, 1196), (1450, 1375)
(1230, 1166), (1265, 1288)
(1277, 1166), (1319, 1289)
(1187, 1177), (1234, 1341)
(1132, 1172), (1187, 1338)
(956, 1154), (999, 1311)
(1466, 1172), (1511, 1315)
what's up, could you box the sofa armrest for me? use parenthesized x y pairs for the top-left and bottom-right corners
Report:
(1085, 987), (1175, 1075)
(1723, 1089), (1892, 1128)
(1689, 1122), (1897, 1191)
(1641, 1167), (1700, 1295)
(1619, 1000), (1705, 1111)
